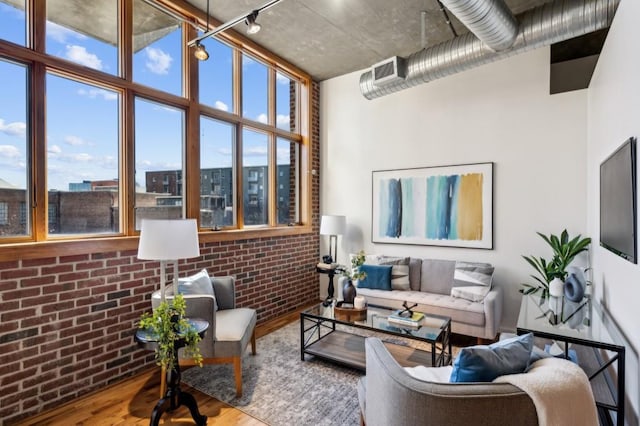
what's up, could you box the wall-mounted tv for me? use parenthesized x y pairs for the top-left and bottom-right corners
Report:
(600, 137), (637, 263)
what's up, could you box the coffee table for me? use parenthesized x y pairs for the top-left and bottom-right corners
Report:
(300, 303), (451, 370)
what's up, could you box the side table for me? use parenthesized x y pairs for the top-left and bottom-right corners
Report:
(135, 318), (209, 426)
(316, 264), (338, 307)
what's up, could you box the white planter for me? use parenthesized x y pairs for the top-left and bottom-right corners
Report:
(549, 278), (565, 298)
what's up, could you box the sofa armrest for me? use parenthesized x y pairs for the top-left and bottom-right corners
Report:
(211, 276), (236, 310)
(483, 288), (502, 340)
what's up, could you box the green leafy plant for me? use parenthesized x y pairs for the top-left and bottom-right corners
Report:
(339, 250), (367, 281)
(138, 293), (203, 370)
(521, 230), (591, 295)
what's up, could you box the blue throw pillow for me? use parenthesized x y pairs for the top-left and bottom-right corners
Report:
(357, 264), (393, 290)
(449, 333), (534, 382)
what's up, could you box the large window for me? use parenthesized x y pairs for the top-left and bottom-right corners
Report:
(134, 97), (185, 228)
(0, 0), (309, 250)
(46, 74), (120, 236)
(0, 59), (28, 237)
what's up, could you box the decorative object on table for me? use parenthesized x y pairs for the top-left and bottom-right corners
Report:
(371, 162), (493, 249)
(137, 218), (201, 302)
(563, 266), (587, 302)
(388, 302), (425, 328)
(319, 215), (346, 264)
(334, 301), (367, 321)
(354, 295), (366, 309)
(521, 229), (591, 296)
(338, 250), (367, 304)
(548, 277), (565, 297)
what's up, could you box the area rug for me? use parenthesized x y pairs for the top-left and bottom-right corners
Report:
(181, 320), (363, 426)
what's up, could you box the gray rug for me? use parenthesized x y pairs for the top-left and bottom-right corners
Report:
(181, 321), (363, 426)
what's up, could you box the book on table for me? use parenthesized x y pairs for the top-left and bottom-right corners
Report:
(388, 310), (425, 327)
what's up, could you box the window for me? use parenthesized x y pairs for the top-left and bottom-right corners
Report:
(133, 0), (183, 96)
(242, 54), (268, 123)
(46, 0), (119, 76)
(199, 38), (233, 112)
(46, 73), (120, 236)
(277, 137), (299, 225)
(200, 116), (235, 228)
(134, 97), (185, 228)
(0, 0), (310, 250)
(0, 1), (26, 46)
(0, 202), (7, 225)
(243, 129), (268, 226)
(0, 59), (29, 238)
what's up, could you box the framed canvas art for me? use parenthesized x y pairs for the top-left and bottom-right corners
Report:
(372, 162), (493, 249)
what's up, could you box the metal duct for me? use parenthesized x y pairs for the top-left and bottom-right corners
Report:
(360, 0), (619, 100)
(440, 0), (518, 51)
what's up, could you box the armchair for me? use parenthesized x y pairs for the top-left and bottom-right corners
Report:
(152, 275), (257, 397)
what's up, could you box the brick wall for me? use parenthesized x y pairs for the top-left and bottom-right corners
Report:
(0, 82), (321, 426)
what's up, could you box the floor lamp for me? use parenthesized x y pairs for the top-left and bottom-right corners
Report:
(137, 219), (201, 302)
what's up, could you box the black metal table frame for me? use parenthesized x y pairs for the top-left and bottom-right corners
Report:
(301, 306), (452, 369)
(516, 326), (625, 426)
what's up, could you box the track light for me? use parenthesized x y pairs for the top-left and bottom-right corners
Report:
(245, 10), (261, 35)
(194, 41), (209, 61)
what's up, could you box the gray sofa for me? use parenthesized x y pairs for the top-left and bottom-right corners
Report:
(337, 257), (502, 340)
(359, 337), (539, 426)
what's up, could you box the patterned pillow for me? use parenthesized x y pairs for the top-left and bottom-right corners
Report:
(377, 256), (411, 291)
(178, 268), (217, 311)
(450, 261), (494, 302)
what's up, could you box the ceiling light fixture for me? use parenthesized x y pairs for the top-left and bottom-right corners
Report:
(194, 0), (211, 61)
(245, 10), (261, 35)
(188, 0), (283, 50)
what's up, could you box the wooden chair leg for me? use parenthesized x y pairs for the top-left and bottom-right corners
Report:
(160, 366), (167, 398)
(233, 356), (242, 397)
(251, 329), (257, 355)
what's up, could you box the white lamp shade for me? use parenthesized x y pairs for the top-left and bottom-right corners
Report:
(320, 215), (346, 236)
(137, 219), (200, 260)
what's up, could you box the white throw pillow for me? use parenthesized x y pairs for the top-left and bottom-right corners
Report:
(404, 365), (454, 383)
(177, 268), (217, 311)
(451, 285), (490, 302)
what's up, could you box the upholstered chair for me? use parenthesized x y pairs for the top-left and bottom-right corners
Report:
(152, 275), (257, 397)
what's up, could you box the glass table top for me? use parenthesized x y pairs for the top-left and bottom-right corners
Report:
(303, 303), (450, 343)
(517, 293), (623, 349)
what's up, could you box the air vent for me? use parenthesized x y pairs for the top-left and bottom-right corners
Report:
(371, 56), (406, 86)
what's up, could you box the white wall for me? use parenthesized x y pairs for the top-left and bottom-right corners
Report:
(588, 0), (640, 422)
(319, 47), (588, 330)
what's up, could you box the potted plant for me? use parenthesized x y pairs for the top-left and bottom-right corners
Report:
(521, 229), (591, 296)
(138, 293), (203, 372)
(339, 250), (367, 304)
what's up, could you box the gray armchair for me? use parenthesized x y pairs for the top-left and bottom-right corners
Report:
(359, 338), (538, 426)
(152, 276), (257, 397)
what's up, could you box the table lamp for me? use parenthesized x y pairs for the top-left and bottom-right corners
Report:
(320, 215), (346, 264)
(137, 219), (200, 302)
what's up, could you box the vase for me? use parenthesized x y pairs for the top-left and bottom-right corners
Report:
(564, 272), (586, 302)
(343, 280), (356, 304)
(354, 295), (366, 309)
(548, 278), (564, 298)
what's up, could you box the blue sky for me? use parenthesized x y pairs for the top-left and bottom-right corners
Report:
(0, 2), (292, 191)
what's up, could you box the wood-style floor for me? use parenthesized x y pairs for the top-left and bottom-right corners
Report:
(18, 306), (310, 426)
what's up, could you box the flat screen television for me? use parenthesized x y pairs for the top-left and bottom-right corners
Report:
(600, 137), (637, 263)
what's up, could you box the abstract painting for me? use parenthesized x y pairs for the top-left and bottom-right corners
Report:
(372, 163), (493, 249)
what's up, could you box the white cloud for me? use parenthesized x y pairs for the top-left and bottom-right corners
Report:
(277, 114), (290, 128)
(145, 47), (172, 75)
(276, 147), (291, 164)
(46, 21), (85, 43)
(77, 88), (118, 101)
(48, 145), (62, 154)
(244, 146), (268, 156)
(214, 101), (229, 112)
(72, 153), (93, 162)
(276, 73), (290, 84)
(65, 45), (103, 70)
(64, 135), (88, 146)
(0, 145), (21, 158)
(0, 119), (27, 137)
(256, 113), (268, 124)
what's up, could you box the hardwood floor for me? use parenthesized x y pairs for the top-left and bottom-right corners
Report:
(18, 305), (312, 426)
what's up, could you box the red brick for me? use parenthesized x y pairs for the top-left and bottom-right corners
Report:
(1, 287), (40, 300)
(0, 280), (18, 291)
(21, 294), (57, 308)
(42, 319), (73, 333)
(1, 366), (38, 386)
(76, 260), (105, 271)
(1, 307), (36, 321)
(59, 306), (90, 319)
(0, 267), (39, 280)
(21, 274), (56, 287)
(21, 312), (57, 328)
(59, 254), (89, 263)
(42, 300), (75, 314)
(91, 267), (118, 277)
(40, 336), (74, 354)
(58, 271), (89, 282)
(41, 263), (74, 275)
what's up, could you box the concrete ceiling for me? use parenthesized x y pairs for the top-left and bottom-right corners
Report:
(186, 0), (552, 81)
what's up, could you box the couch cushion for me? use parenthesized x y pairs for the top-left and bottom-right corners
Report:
(358, 264), (393, 290)
(420, 259), (456, 295)
(450, 333), (534, 383)
(378, 256), (410, 291)
(214, 308), (257, 358)
(356, 288), (486, 326)
(408, 258), (422, 291)
(178, 269), (217, 311)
